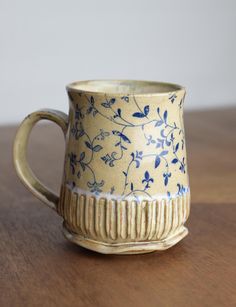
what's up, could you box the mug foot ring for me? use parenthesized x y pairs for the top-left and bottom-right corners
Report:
(62, 224), (188, 255)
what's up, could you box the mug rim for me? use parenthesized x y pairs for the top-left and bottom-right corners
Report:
(66, 79), (185, 97)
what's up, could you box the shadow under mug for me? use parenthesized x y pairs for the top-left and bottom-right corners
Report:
(13, 80), (190, 254)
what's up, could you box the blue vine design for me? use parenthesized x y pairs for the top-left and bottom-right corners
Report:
(69, 121), (110, 195)
(67, 92), (188, 199)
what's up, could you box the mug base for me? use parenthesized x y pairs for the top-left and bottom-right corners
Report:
(62, 224), (188, 255)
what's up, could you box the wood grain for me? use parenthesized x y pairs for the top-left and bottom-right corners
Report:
(185, 107), (236, 204)
(0, 108), (236, 306)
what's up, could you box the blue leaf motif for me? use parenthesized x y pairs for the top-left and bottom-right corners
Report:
(79, 152), (85, 161)
(161, 129), (165, 138)
(93, 145), (103, 152)
(120, 133), (131, 143)
(163, 110), (168, 122)
(164, 176), (168, 186)
(117, 108), (121, 117)
(110, 98), (116, 105)
(155, 120), (163, 127)
(135, 160), (140, 168)
(155, 156), (161, 168)
(144, 105), (149, 116)
(175, 143), (179, 153)
(160, 150), (168, 156)
(165, 140), (171, 146)
(85, 141), (92, 149)
(177, 183), (181, 192)
(101, 101), (110, 108)
(131, 182), (134, 191)
(145, 171), (150, 180)
(112, 130), (131, 143)
(90, 96), (95, 105)
(132, 105), (149, 118)
(172, 158), (178, 164)
(132, 112), (145, 118)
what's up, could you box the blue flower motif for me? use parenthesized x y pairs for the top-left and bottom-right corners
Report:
(130, 151), (143, 168)
(87, 180), (104, 195)
(142, 171), (154, 189)
(101, 98), (116, 108)
(163, 172), (171, 186)
(68, 93), (187, 199)
(101, 153), (116, 167)
(177, 183), (188, 196)
(135, 150), (143, 160)
(87, 96), (98, 116)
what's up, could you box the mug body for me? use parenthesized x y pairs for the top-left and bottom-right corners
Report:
(58, 80), (190, 254)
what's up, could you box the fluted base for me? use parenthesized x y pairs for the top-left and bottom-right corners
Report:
(63, 223), (188, 254)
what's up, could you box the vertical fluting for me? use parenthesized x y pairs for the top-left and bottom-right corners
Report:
(130, 201), (137, 240)
(98, 198), (107, 240)
(60, 185), (190, 243)
(70, 191), (78, 232)
(79, 194), (86, 234)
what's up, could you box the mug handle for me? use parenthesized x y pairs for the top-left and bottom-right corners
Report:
(13, 109), (68, 211)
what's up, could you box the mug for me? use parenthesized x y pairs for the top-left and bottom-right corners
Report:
(14, 80), (190, 254)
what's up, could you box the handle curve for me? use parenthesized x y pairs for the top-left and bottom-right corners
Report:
(13, 109), (68, 210)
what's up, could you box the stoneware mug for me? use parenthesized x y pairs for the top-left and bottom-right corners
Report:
(13, 80), (190, 254)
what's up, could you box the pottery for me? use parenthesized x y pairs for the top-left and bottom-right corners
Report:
(13, 80), (190, 254)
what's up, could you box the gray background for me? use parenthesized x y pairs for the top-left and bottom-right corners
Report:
(1, 0), (236, 124)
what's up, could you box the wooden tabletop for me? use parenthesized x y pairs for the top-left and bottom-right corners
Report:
(1, 108), (236, 307)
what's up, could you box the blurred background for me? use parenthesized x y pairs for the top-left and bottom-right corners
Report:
(0, 0), (236, 124)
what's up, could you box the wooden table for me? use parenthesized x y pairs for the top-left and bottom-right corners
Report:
(1, 108), (236, 307)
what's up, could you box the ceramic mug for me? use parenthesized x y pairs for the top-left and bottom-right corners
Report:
(14, 80), (190, 254)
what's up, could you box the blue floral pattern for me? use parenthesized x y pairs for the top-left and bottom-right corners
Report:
(66, 92), (189, 201)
